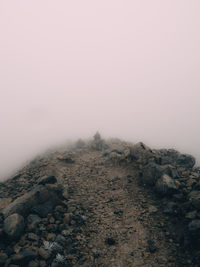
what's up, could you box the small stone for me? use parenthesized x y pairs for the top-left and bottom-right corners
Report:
(28, 233), (39, 241)
(185, 211), (197, 219)
(28, 260), (39, 267)
(63, 214), (71, 224)
(38, 247), (50, 260)
(147, 239), (156, 253)
(47, 233), (56, 241)
(39, 260), (47, 267)
(148, 205), (158, 213)
(105, 237), (116, 246)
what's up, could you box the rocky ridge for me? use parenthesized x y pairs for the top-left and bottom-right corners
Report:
(0, 136), (200, 266)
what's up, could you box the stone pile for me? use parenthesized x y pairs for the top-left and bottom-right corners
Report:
(129, 142), (200, 249)
(0, 175), (86, 267)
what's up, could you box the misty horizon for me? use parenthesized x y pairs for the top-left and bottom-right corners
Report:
(1, 1), (200, 179)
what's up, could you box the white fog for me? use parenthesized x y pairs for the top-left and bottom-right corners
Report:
(0, 0), (200, 179)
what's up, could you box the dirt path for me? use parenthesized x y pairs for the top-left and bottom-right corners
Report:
(51, 148), (188, 267)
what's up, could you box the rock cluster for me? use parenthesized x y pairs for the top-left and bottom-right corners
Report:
(130, 143), (200, 249)
(0, 175), (86, 267)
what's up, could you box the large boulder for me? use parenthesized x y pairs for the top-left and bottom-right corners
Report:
(155, 174), (178, 196)
(3, 183), (63, 218)
(142, 163), (179, 186)
(3, 213), (24, 240)
(155, 149), (195, 168)
(130, 142), (154, 164)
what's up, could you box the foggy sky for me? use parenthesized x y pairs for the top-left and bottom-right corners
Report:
(0, 1), (200, 179)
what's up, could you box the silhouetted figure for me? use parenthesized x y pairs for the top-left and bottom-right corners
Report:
(92, 131), (103, 150)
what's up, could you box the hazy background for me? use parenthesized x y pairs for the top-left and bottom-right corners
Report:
(0, 0), (200, 179)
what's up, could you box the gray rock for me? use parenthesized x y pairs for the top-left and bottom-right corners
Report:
(38, 175), (57, 185)
(11, 250), (37, 265)
(3, 184), (63, 218)
(155, 174), (178, 196)
(3, 213), (24, 240)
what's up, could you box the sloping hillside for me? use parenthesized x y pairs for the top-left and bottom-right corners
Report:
(0, 136), (199, 266)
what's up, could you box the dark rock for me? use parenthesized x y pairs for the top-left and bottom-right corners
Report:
(3, 184), (63, 218)
(0, 256), (6, 267)
(142, 163), (179, 186)
(176, 154), (195, 169)
(3, 213), (24, 240)
(28, 260), (39, 267)
(32, 200), (54, 217)
(155, 174), (178, 196)
(55, 234), (66, 246)
(188, 191), (200, 210)
(188, 220), (200, 234)
(147, 239), (156, 253)
(105, 237), (116, 246)
(163, 202), (179, 215)
(38, 247), (50, 260)
(11, 250), (37, 265)
(27, 214), (41, 231)
(130, 142), (153, 164)
(193, 181), (200, 190)
(38, 175), (57, 185)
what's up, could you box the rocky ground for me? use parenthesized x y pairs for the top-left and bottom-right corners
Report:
(0, 136), (200, 266)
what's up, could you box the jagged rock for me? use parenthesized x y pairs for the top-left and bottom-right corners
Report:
(3, 184), (63, 218)
(10, 250), (37, 265)
(3, 213), (24, 240)
(188, 191), (200, 210)
(130, 142), (153, 164)
(38, 175), (57, 185)
(155, 174), (178, 196)
(176, 154), (196, 169)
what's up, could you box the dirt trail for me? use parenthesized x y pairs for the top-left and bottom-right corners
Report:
(51, 148), (188, 267)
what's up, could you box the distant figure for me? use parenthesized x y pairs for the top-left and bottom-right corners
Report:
(94, 131), (101, 142)
(92, 131), (103, 150)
